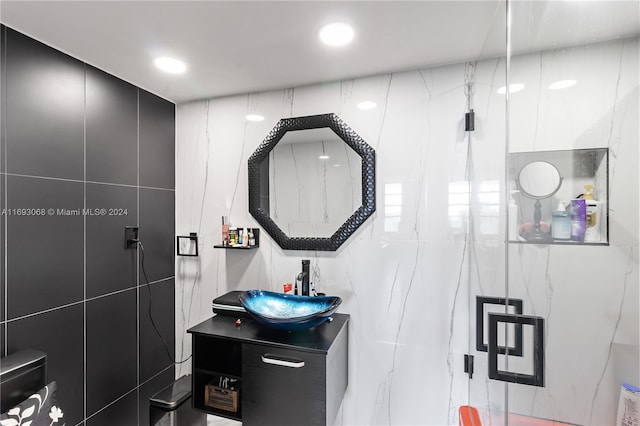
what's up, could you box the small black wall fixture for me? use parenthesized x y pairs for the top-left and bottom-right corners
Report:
(476, 296), (523, 356)
(177, 233), (198, 257)
(464, 354), (474, 379)
(488, 313), (545, 387)
(465, 109), (475, 131)
(248, 113), (376, 251)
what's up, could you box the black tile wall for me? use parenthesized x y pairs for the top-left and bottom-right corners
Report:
(86, 289), (138, 416)
(87, 390), (138, 426)
(86, 183), (138, 298)
(86, 65), (138, 186)
(1, 26), (176, 425)
(5, 28), (84, 180)
(140, 279), (175, 382)
(6, 176), (84, 319)
(0, 29), (4, 354)
(1, 25), (4, 342)
(139, 90), (175, 189)
(140, 188), (175, 282)
(7, 304), (85, 426)
(1, 25), (5, 174)
(0, 326), (4, 358)
(1, 174), (5, 325)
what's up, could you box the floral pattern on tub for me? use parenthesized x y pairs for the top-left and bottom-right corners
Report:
(0, 381), (64, 426)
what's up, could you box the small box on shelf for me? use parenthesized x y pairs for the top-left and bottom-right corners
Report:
(204, 378), (239, 413)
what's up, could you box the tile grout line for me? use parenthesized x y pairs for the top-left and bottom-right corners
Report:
(136, 87), (141, 426)
(83, 363), (174, 424)
(83, 61), (88, 425)
(1, 277), (175, 325)
(0, 172), (175, 192)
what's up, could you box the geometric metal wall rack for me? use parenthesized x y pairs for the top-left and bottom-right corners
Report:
(487, 313), (545, 387)
(476, 296), (523, 356)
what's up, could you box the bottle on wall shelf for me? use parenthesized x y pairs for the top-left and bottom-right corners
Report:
(570, 199), (586, 242)
(508, 190), (519, 241)
(221, 216), (229, 246)
(229, 227), (238, 246)
(248, 229), (255, 246)
(551, 201), (571, 240)
(583, 184), (602, 243)
(242, 228), (249, 247)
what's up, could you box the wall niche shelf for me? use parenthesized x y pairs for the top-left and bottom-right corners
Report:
(214, 228), (260, 249)
(509, 148), (608, 246)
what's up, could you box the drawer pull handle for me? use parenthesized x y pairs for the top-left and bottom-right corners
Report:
(261, 355), (305, 368)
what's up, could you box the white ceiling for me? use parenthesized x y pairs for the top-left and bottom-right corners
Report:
(1, 1), (638, 104)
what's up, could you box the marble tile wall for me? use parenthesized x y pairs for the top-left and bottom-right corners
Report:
(468, 36), (639, 425)
(176, 36), (638, 425)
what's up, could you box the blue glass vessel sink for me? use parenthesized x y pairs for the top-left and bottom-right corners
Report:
(238, 290), (342, 331)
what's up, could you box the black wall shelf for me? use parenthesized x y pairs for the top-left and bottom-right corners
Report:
(213, 245), (259, 250)
(214, 228), (259, 249)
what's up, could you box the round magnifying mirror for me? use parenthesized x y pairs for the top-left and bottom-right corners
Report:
(517, 161), (562, 199)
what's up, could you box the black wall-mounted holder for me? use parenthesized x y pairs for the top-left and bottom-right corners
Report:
(177, 233), (199, 257)
(464, 354), (474, 379)
(488, 313), (545, 387)
(465, 109), (475, 131)
(124, 226), (139, 249)
(476, 296), (523, 355)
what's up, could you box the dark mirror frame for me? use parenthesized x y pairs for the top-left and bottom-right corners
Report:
(248, 113), (376, 251)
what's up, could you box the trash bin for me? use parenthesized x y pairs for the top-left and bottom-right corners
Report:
(149, 375), (206, 426)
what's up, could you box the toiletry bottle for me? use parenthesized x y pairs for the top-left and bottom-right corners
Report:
(508, 190), (519, 241)
(570, 199), (586, 242)
(237, 228), (243, 245)
(242, 228), (249, 247)
(551, 201), (571, 240)
(583, 184), (602, 243)
(248, 229), (255, 246)
(229, 227), (238, 246)
(222, 216), (229, 246)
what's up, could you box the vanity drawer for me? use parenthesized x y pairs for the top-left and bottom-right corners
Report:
(242, 343), (327, 426)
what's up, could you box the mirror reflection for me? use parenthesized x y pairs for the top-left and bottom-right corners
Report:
(268, 128), (362, 238)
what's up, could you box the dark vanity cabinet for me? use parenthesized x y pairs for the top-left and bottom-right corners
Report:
(188, 313), (349, 426)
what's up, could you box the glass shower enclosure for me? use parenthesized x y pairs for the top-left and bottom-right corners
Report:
(468, 1), (639, 425)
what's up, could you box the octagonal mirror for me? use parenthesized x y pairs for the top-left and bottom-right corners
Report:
(248, 113), (375, 251)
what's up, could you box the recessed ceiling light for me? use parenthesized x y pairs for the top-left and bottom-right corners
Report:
(497, 83), (525, 94)
(357, 101), (377, 110)
(245, 114), (265, 122)
(153, 57), (187, 74)
(549, 79), (577, 90)
(319, 155), (330, 160)
(319, 23), (354, 46)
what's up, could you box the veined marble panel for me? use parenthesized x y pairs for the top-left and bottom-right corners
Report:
(176, 36), (638, 425)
